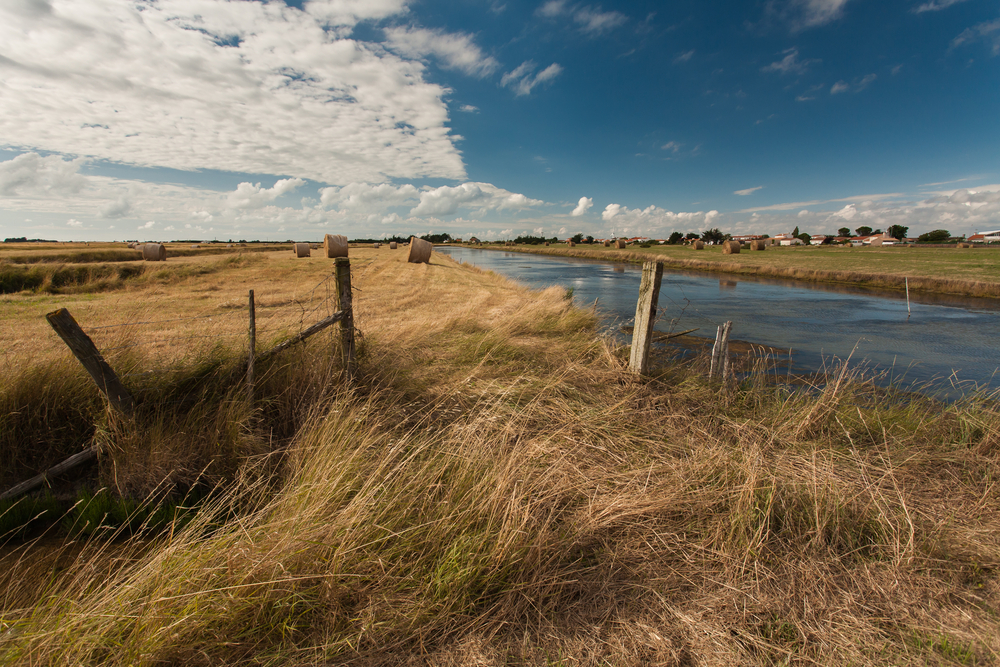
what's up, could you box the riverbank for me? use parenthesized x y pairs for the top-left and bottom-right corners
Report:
(2, 248), (999, 665)
(468, 243), (1000, 299)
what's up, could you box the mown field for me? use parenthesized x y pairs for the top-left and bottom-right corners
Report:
(481, 243), (1000, 298)
(1, 245), (999, 665)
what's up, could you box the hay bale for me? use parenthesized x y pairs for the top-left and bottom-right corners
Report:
(294, 242), (311, 257)
(692, 240), (705, 250)
(722, 240), (741, 254)
(373, 242), (380, 249)
(389, 241), (398, 250)
(604, 240), (610, 247)
(191, 244), (200, 248)
(323, 234), (348, 258)
(142, 243), (166, 261)
(407, 236), (433, 263)
(957, 243), (974, 248)
(615, 239), (626, 249)
(544, 242), (550, 246)
(750, 239), (767, 251)
(568, 241), (575, 247)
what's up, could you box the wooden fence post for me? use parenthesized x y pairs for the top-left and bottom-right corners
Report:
(629, 261), (664, 375)
(46, 308), (134, 415)
(710, 320), (733, 381)
(247, 289), (256, 403)
(334, 257), (356, 381)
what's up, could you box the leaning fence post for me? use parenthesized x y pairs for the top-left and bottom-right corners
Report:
(46, 308), (134, 415)
(247, 289), (256, 403)
(334, 257), (356, 381)
(629, 261), (664, 375)
(710, 320), (733, 381)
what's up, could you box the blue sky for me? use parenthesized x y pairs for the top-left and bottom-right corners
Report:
(0, 0), (997, 241)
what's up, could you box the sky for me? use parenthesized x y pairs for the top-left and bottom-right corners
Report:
(0, 0), (998, 242)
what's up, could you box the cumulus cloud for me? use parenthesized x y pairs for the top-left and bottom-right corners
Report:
(0, 0), (466, 185)
(410, 182), (544, 216)
(100, 197), (132, 219)
(140, 221), (155, 229)
(384, 27), (500, 78)
(734, 186), (764, 196)
(0, 152), (88, 196)
(761, 48), (818, 75)
(66, 218), (83, 227)
(459, 104), (479, 113)
(571, 197), (593, 216)
(320, 182), (420, 212)
(600, 204), (721, 235)
(228, 179), (305, 209)
(501, 61), (564, 96)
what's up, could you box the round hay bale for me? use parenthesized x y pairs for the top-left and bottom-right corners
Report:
(615, 239), (626, 249)
(722, 240), (741, 254)
(603, 240), (610, 247)
(692, 240), (705, 250)
(568, 241), (575, 247)
(191, 244), (200, 248)
(142, 243), (166, 261)
(373, 242), (381, 249)
(750, 239), (767, 251)
(957, 242), (974, 248)
(389, 241), (398, 250)
(294, 242), (311, 258)
(323, 234), (348, 258)
(407, 236), (433, 263)
(544, 242), (550, 246)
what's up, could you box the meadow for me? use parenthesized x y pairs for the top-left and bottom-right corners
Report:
(1, 244), (998, 665)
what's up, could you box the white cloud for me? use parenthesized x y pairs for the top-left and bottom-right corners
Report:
(459, 104), (479, 113)
(831, 74), (876, 94)
(602, 203), (621, 221)
(320, 182), (419, 212)
(501, 61), (563, 96)
(0, 0), (465, 185)
(661, 141), (681, 153)
(734, 186), (764, 196)
(100, 197), (132, 219)
(674, 50), (695, 64)
(140, 221), (156, 229)
(228, 179), (305, 209)
(410, 182), (544, 216)
(832, 204), (857, 220)
(384, 27), (500, 78)
(536, 2), (626, 35)
(951, 19), (1000, 56)
(761, 48), (818, 75)
(831, 81), (850, 94)
(66, 218), (83, 228)
(914, 0), (969, 13)
(600, 204), (721, 235)
(571, 197), (593, 216)
(768, 0), (853, 31)
(0, 152), (88, 196)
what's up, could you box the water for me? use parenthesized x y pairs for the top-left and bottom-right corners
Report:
(436, 246), (1000, 394)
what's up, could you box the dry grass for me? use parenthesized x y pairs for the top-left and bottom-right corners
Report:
(0, 248), (998, 665)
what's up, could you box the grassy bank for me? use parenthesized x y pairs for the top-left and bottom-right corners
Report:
(1, 249), (999, 665)
(476, 243), (1000, 299)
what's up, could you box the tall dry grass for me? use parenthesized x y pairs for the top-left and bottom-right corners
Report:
(1, 250), (999, 665)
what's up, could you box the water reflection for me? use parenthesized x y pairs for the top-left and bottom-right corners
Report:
(436, 246), (1000, 394)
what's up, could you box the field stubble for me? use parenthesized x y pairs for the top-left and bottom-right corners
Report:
(0, 247), (998, 665)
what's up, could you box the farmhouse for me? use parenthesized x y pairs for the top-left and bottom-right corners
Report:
(969, 230), (1000, 244)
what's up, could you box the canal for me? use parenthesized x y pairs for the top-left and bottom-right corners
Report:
(436, 246), (1000, 395)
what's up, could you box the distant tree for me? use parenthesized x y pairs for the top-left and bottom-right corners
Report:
(796, 232), (812, 245)
(668, 231), (684, 244)
(792, 225), (800, 237)
(918, 229), (951, 243)
(838, 227), (851, 237)
(701, 228), (727, 244)
(420, 233), (453, 244)
(571, 233), (584, 244)
(887, 224), (908, 239)
(855, 226), (873, 237)
(685, 232), (700, 240)
(873, 229), (883, 235)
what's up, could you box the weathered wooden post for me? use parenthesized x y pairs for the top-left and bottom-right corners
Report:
(46, 308), (135, 415)
(334, 257), (356, 381)
(629, 261), (664, 375)
(710, 320), (733, 381)
(247, 289), (256, 402)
